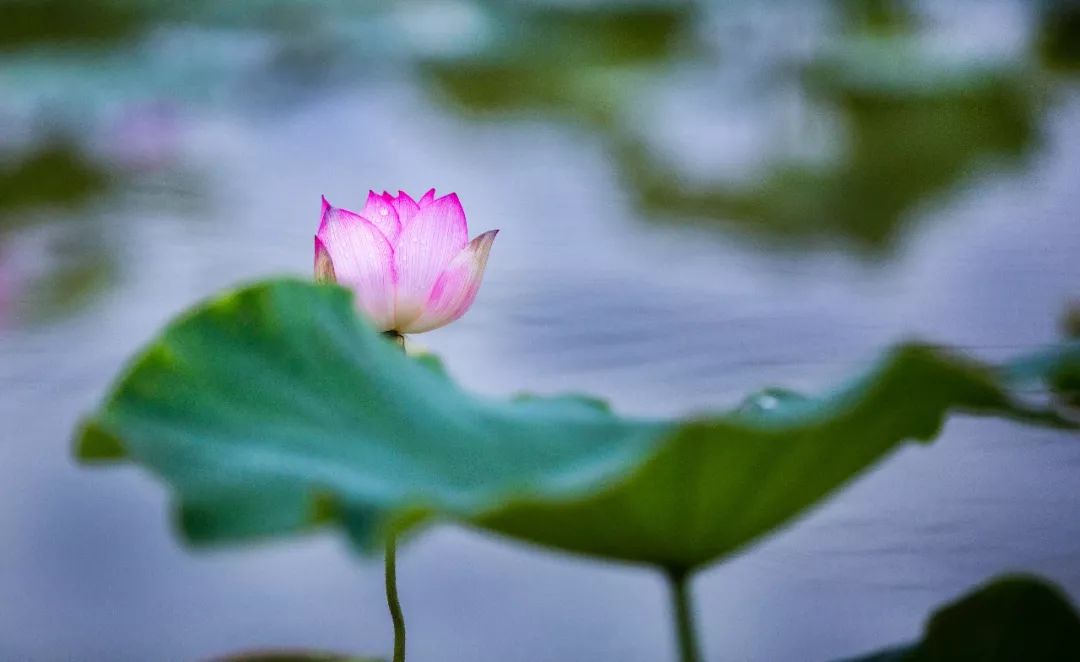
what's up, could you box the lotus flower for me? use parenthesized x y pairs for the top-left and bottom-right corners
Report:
(314, 189), (498, 334)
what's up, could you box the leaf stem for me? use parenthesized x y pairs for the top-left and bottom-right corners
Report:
(385, 535), (406, 662)
(666, 568), (702, 662)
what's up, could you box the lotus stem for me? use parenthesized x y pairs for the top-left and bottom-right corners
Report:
(385, 535), (406, 662)
(666, 567), (702, 662)
(383, 330), (407, 662)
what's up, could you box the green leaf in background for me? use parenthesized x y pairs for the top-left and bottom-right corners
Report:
(75, 279), (1078, 572)
(837, 574), (1080, 662)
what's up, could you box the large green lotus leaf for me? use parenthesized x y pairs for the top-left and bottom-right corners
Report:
(76, 279), (1078, 571)
(837, 574), (1080, 661)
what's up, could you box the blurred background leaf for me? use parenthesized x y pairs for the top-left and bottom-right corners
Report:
(838, 574), (1080, 662)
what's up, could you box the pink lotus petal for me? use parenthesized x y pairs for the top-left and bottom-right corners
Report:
(392, 192), (468, 327)
(389, 190), (421, 226)
(359, 190), (402, 243)
(418, 188), (436, 206)
(400, 229), (498, 333)
(316, 204), (397, 330)
(314, 235), (336, 283)
(318, 195), (333, 233)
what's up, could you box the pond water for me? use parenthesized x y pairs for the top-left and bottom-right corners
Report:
(1, 1), (1079, 660)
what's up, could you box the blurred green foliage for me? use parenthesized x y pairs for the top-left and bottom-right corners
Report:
(632, 59), (1035, 252)
(422, 0), (1042, 253)
(1, 0), (1075, 326)
(0, 0), (147, 49)
(0, 0), (1070, 256)
(1039, 0), (1080, 71)
(0, 142), (119, 324)
(0, 144), (112, 218)
(841, 574), (1080, 662)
